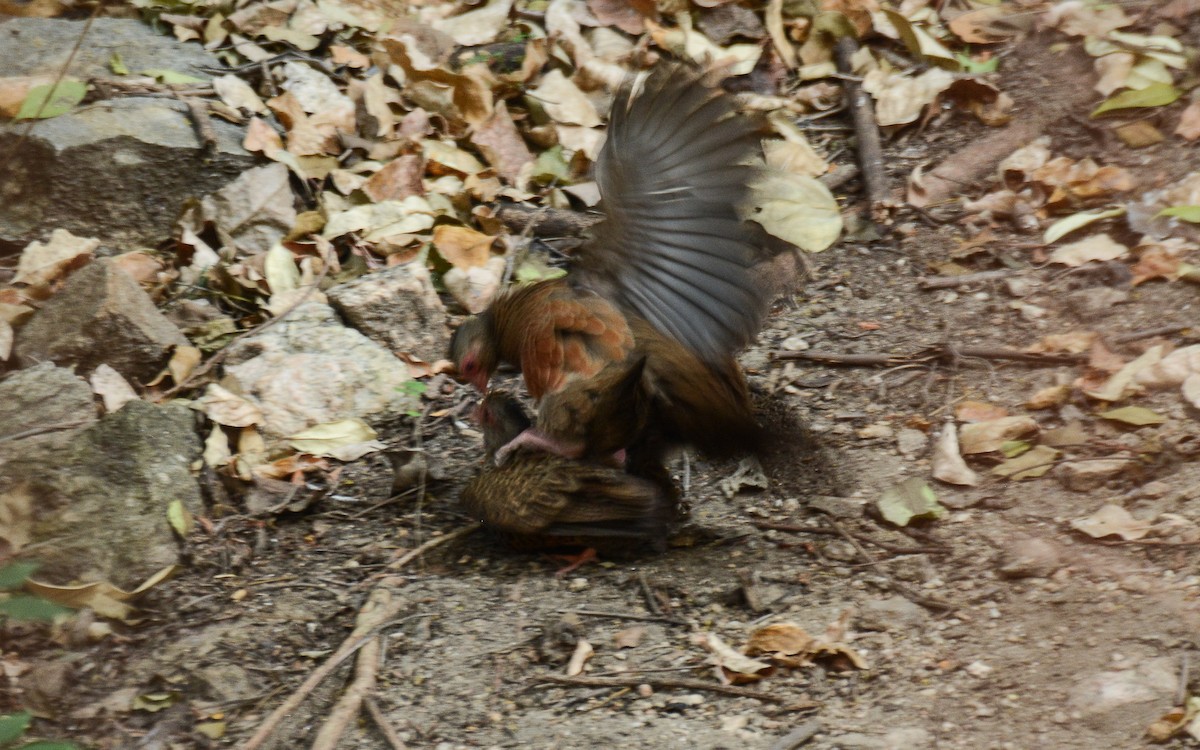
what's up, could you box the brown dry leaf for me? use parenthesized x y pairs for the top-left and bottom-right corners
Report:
(422, 139), (486, 176)
(354, 73), (398, 139)
(954, 400), (1008, 423)
(1130, 244), (1183, 285)
(587, 0), (646, 34)
(959, 416), (1038, 454)
(991, 445), (1060, 479)
(432, 226), (495, 269)
(1047, 234), (1129, 266)
(363, 155), (425, 202)
(13, 229), (98, 291)
(745, 622), (815, 662)
(471, 102), (534, 185)
(1115, 121), (1163, 148)
(26, 566), (178, 622)
(243, 116), (284, 156)
(383, 38), (494, 127)
(168, 345), (202, 387)
(1176, 98), (1200, 141)
(330, 44), (371, 68)
(1094, 52), (1135, 96)
(1070, 504), (1150, 541)
(90, 364), (139, 413)
(268, 90), (338, 156)
(1026, 383), (1071, 410)
(613, 625), (646, 649)
(947, 6), (1014, 44)
(1043, 2), (1130, 37)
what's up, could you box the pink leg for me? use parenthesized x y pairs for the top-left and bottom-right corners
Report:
(494, 428), (584, 465)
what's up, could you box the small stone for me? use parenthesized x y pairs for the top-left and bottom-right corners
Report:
(781, 334), (809, 351)
(965, 661), (993, 678)
(567, 577), (588, 591)
(896, 428), (928, 456)
(996, 538), (1062, 579)
(1056, 458), (1135, 491)
(636, 684), (653, 697)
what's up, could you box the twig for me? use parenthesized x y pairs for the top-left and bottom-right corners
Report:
(529, 674), (786, 703)
(0, 419), (92, 444)
(636, 571), (662, 616)
(834, 36), (890, 219)
(364, 697), (408, 749)
(769, 720), (822, 750)
(386, 524), (478, 570)
(752, 521), (950, 555)
(558, 608), (687, 626)
(179, 95), (218, 152)
(1111, 324), (1190, 345)
(240, 580), (407, 750)
(311, 629), (381, 749)
(918, 269), (1022, 290)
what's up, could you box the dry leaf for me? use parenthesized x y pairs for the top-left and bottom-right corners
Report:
(432, 225), (496, 269)
(90, 364), (138, 412)
(694, 632), (771, 683)
(613, 625), (646, 649)
(931, 422), (979, 486)
(565, 639), (593, 676)
(532, 69), (600, 127)
(1071, 504), (1150, 541)
(1085, 344), (1163, 401)
(1047, 234), (1129, 266)
(959, 416), (1038, 454)
(471, 102), (534, 184)
(197, 383), (265, 427)
(363, 155), (425, 203)
(1176, 98), (1200, 141)
(13, 229), (98, 290)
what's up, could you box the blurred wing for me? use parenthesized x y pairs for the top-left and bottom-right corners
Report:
(578, 64), (765, 361)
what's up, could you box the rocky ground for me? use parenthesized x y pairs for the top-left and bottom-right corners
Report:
(2, 2), (1200, 749)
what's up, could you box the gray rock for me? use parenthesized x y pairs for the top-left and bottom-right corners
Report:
(327, 262), (450, 362)
(1, 399), (202, 588)
(1068, 657), (1177, 716)
(0, 363), (96, 451)
(1056, 457), (1136, 492)
(859, 595), (927, 630)
(15, 258), (188, 382)
(0, 19), (256, 246)
(222, 300), (414, 437)
(996, 537), (1062, 579)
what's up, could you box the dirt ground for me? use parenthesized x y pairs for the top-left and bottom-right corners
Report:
(9, 26), (1200, 750)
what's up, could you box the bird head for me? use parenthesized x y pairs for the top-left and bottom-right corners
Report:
(475, 390), (531, 455)
(448, 316), (498, 391)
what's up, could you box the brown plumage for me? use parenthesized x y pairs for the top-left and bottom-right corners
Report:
(449, 64), (771, 458)
(461, 391), (672, 556)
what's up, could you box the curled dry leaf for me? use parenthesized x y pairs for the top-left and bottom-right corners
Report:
(204, 424), (232, 468)
(13, 228), (99, 291)
(26, 565), (178, 622)
(444, 255), (506, 313)
(213, 73), (267, 113)
(991, 445), (1059, 479)
(1084, 344), (1162, 401)
(197, 383), (265, 427)
(862, 67), (954, 127)
(431, 0), (514, 46)
(471, 102), (534, 185)
(959, 416), (1038, 454)
(931, 422), (979, 486)
(1026, 383), (1072, 410)
(363, 154), (425, 202)
(532, 69), (600, 128)
(745, 615), (868, 670)
(288, 418), (384, 460)
(693, 632), (772, 684)
(565, 639), (594, 676)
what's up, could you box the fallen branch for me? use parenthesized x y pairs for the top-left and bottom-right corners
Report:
(771, 344), (1086, 368)
(834, 36), (890, 219)
(529, 674), (788, 704)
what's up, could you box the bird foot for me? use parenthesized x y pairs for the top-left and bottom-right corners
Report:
(494, 429), (584, 465)
(550, 547), (598, 578)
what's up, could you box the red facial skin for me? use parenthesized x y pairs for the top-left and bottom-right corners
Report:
(459, 352), (489, 392)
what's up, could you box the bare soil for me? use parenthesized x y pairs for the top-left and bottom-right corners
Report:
(9, 30), (1200, 750)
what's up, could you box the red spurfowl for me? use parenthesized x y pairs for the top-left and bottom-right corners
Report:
(461, 391), (673, 559)
(450, 64), (772, 458)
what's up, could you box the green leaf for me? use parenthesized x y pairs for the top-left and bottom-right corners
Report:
(877, 477), (945, 527)
(0, 712), (32, 744)
(0, 561), (39, 590)
(1091, 82), (1180, 117)
(999, 440), (1031, 458)
(1156, 205), (1200, 223)
(110, 52), (129, 76)
(956, 53), (999, 74)
(991, 445), (1060, 479)
(16, 80), (87, 119)
(167, 499), (194, 538)
(1099, 406), (1166, 426)
(0, 595), (74, 622)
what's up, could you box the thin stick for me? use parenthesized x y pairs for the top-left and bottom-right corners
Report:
(753, 521), (950, 555)
(918, 269), (1021, 290)
(769, 720), (822, 750)
(364, 697), (408, 749)
(834, 36), (890, 217)
(386, 524), (478, 570)
(559, 608), (687, 626)
(1111, 324), (1190, 345)
(530, 674), (786, 703)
